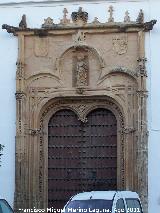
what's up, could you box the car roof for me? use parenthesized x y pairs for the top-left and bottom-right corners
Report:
(71, 191), (139, 201)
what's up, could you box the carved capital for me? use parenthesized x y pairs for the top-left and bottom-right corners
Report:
(136, 90), (148, 98)
(15, 92), (25, 100)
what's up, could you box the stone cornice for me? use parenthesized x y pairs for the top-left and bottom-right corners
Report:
(2, 20), (157, 35)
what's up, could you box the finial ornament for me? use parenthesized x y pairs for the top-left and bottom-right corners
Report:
(136, 9), (144, 23)
(124, 11), (131, 22)
(108, 6), (114, 22)
(92, 17), (100, 24)
(60, 8), (70, 25)
(19, 14), (27, 29)
(42, 17), (54, 28)
(71, 7), (88, 24)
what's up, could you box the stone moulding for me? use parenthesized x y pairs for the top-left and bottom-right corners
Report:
(2, 20), (157, 35)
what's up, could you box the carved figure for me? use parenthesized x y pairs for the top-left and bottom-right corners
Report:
(60, 8), (70, 25)
(136, 9), (144, 23)
(108, 6), (114, 22)
(124, 11), (131, 22)
(19, 14), (27, 29)
(76, 54), (88, 87)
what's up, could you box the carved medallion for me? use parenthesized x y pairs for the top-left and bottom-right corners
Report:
(112, 35), (128, 55)
(34, 37), (48, 57)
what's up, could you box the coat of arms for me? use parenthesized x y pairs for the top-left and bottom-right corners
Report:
(112, 35), (128, 55)
(34, 37), (48, 57)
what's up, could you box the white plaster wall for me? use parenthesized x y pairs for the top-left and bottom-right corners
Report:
(0, 1), (159, 213)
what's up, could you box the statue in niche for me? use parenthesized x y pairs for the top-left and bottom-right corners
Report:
(76, 53), (88, 87)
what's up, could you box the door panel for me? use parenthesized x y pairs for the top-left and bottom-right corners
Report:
(48, 108), (117, 209)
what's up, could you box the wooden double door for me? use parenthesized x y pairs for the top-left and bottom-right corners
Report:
(48, 108), (117, 209)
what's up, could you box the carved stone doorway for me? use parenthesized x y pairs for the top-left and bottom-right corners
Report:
(48, 108), (117, 209)
(2, 7), (156, 213)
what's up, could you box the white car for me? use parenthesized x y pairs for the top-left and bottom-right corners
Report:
(63, 191), (143, 213)
(0, 197), (13, 213)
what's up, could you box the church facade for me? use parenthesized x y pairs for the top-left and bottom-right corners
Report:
(0, 1), (160, 213)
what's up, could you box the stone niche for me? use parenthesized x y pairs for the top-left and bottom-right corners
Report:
(2, 7), (156, 213)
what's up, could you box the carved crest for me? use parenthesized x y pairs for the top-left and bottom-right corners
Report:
(71, 7), (88, 25)
(112, 35), (128, 55)
(34, 37), (48, 57)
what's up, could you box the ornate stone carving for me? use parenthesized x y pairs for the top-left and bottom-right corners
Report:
(109, 67), (137, 78)
(28, 128), (41, 136)
(108, 5), (114, 22)
(120, 127), (136, 134)
(136, 9), (144, 24)
(92, 17), (100, 24)
(19, 14), (27, 29)
(124, 11), (131, 23)
(137, 57), (147, 77)
(143, 20), (157, 31)
(15, 92), (25, 100)
(72, 31), (86, 45)
(73, 52), (89, 87)
(112, 35), (128, 55)
(60, 8), (70, 25)
(42, 17), (54, 28)
(16, 60), (25, 79)
(34, 37), (48, 57)
(71, 7), (88, 25)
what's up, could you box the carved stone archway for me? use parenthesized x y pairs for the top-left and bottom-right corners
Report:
(2, 6), (156, 213)
(38, 97), (126, 208)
